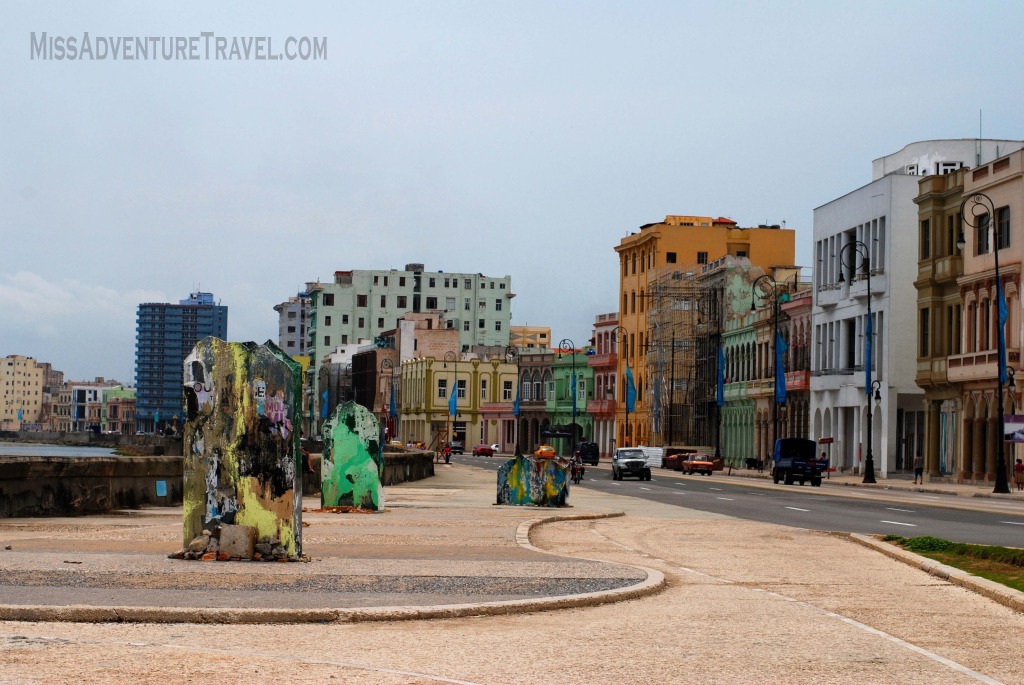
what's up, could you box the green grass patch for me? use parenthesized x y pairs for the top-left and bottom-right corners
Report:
(885, 535), (1024, 593)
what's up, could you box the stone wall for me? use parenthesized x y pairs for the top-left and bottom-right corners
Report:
(0, 456), (183, 517)
(0, 431), (183, 456)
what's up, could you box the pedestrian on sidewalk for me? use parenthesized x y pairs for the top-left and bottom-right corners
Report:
(1014, 458), (1024, 491)
(913, 451), (923, 485)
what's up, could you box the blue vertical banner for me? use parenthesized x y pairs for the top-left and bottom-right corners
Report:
(625, 364), (636, 414)
(864, 311), (873, 396)
(513, 380), (520, 418)
(717, 344), (726, 408)
(448, 381), (457, 416)
(389, 382), (397, 418)
(775, 331), (788, 405)
(320, 390), (329, 418)
(571, 372), (577, 416)
(17, 408), (23, 421)
(998, 277), (1009, 384)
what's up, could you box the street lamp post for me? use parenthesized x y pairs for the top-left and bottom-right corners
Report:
(751, 275), (791, 471)
(558, 339), (578, 448)
(444, 351), (457, 452)
(958, 191), (1012, 494)
(505, 345), (519, 452)
(838, 240), (876, 484)
(611, 325), (629, 446)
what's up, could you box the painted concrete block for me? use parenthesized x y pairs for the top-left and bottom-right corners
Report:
(321, 402), (384, 510)
(496, 454), (569, 506)
(182, 338), (303, 555)
(218, 523), (257, 559)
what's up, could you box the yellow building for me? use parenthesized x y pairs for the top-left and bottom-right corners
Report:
(1, 355), (45, 430)
(614, 215), (796, 446)
(510, 325), (551, 350)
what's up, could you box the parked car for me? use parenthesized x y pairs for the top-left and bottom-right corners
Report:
(612, 448), (650, 481)
(472, 443), (494, 456)
(450, 440), (464, 455)
(574, 441), (600, 466)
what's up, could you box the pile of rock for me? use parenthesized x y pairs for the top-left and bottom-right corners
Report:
(169, 523), (304, 562)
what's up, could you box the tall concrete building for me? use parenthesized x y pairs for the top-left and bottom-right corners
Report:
(615, 215), (796, 447)
(135, 291), (228, 433)
(0, 355), (46, 430)
(306, 264), (513, 369)
(273, 291), (311, 356)
(812, 139), (1023, 477)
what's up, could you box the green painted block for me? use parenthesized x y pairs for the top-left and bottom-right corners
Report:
(321, 401), (384, 510)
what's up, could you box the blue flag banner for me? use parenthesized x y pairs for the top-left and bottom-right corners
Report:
(775, 331), (788, 405)
(717, 345), (726, 408)
(513, 381), (520, 418)
(625, 364), (637, 414)
(321, 390), (329, 418)
(448, 382), (457, 416)
(389, 382), (397, 418)
(17, 408), (23, 421)
(865, 312), (873, 396)
(571, 372), (577, 416)
(998, 278), (1009, 384)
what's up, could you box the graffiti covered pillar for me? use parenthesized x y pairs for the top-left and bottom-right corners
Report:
(496, 447), (570, 507)
(182, 338), (302, 556)
(322, 401), (384, 510)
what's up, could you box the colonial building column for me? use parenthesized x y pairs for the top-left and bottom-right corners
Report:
(926, 400), (941, 479)
(971, 417), (985, 480)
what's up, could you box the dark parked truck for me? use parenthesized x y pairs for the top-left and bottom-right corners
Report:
(772, 438), (826, 486)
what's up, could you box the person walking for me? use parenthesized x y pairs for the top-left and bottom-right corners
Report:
(912, 452), (923, 485)
(1014, 458), (1024, 491)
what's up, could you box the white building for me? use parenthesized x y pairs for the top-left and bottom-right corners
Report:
(811, 139), (1023, 476)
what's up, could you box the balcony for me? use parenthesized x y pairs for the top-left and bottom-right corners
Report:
(948, 349), (1021, 383)
(815, 284), (842, 308)
(786, 370), (810, 392)
(915, 358), (949, 387)
(587, 399), (617, 415)
(587, 352), (618, 369)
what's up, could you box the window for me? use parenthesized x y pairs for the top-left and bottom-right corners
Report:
(342, 314), (349, 324)
(457, 379), (466, 399)
(666, 252), (677, 264)
(383, 276), (388, 287)
(447, 319), (454, 329)
(380, 295), (386, 307)
(464, 298), (470, 311)
(503, 380), (513, 400)
(377, 318), (384, 328)
(631, 253), (636, 274)
(397, 296), (407, 308)
(444, 278), (450, 288)
(438, 379), (448, 399)
(697, 251), (708, 264)
(429, 278), (436, 287)
(373, 276), (379, 285)
(480, 378), (487, 400)
(324, 336), (331, 346)
(287, 311), (296, 320)
(446, 297), (456, 310)
(521, 381), (531, 401)
(463, 320), (470, 331)
(358, 317), (365, 328)
(479, 318), (485, 329)
(495, 321), (502, 331)
(287, 325), (296, 333)
(919, 308), (930, 357)
(399, 277), (406, 286)
(324, 316), (331, 326)
(357, 294), (368, 307)
(736, 250), (747, 258)
(920, 219), (930, 259)
(342, 335), (348, 344)
(323, 293), (334, 306)
(286, 341), (295, 348)
(546, 380), (554, 400)
(426, 297), (438, 309)
(977, 214), (990, 255)
(478, 299), (485, 308)
(500, 283), (506, 289)
(464, 279), (471, 289)
(997, 207), (1011, 249)
(495, 299), (502, 311)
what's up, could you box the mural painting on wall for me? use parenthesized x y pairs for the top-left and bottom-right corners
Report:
(321, 401), (384, 510)
(179, 337), (303, 560)
(496, 447), (570, 507)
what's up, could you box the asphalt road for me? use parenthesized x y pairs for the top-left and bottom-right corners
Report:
(459, 454), (1024, 547)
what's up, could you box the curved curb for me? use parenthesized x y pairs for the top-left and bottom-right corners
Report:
(0, 513), (664, 625)
(847, 533), (1024, 614)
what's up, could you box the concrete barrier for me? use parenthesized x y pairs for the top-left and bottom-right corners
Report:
(0, 431), (183, 456)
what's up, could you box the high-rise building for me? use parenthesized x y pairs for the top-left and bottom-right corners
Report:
(306, 264), (513, 368)
(273, 291), (311, 355)
(0, 355), (46, 430)
(135, 291), (227, 433)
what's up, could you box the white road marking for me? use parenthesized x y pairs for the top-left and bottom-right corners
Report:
(881, 520), (917, 527)
(709, 487), (722, 491)
(886, 508), (915, 513)
(639, 487), (651, 491)
(785, 507), (810, 512)
(921, 495), (940, 499)
(1001, 521), (1024, 526)
(716, 497), (734, 501)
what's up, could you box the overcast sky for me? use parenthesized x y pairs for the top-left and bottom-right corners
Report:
(2, 1), (1023, 382)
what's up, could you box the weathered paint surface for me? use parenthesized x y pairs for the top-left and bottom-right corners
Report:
(496, 454), (570, 507)
(321, 402), (384, 510)
(182, 338), (302, 555)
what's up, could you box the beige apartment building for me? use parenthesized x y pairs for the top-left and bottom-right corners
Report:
(510, 326), (551, 351)
(1, 355), (46, 430)
(614, 215), (796, 447)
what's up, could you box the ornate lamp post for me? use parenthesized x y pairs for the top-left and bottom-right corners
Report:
(957, 191), (1012, 494)
(505, 345), (519, 452)
(838, 240), (876, 484)
(751, 274), (792, 470)
(558, 339), (578, 447)
(444, 351), (457, 451)
(611, 325), (630, 446)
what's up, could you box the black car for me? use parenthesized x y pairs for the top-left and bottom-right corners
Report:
(574, 441), (600, 466)
(450, 440), (464, 455)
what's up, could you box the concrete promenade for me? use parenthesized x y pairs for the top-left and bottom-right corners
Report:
(1, 462), (1023, 684)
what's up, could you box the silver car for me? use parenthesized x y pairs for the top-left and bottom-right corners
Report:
(612, 448), (650, 481)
